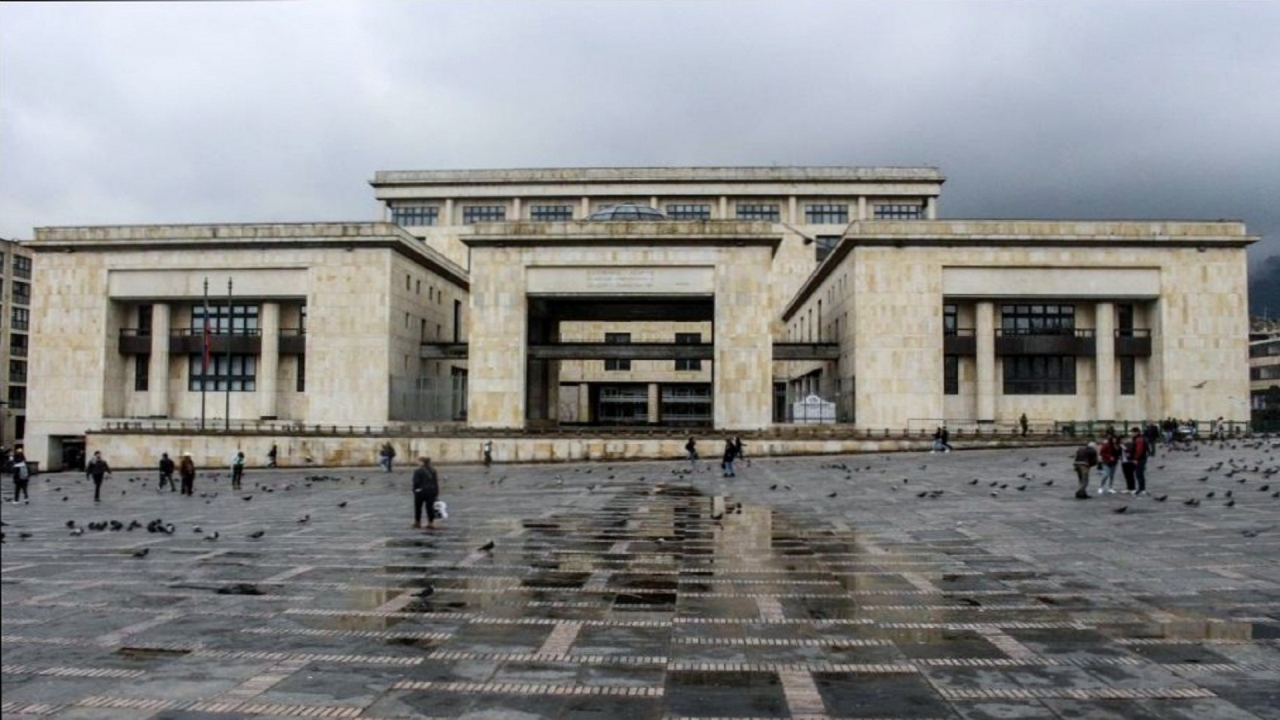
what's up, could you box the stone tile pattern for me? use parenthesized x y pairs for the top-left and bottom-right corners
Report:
(2, 438), (1279, 719)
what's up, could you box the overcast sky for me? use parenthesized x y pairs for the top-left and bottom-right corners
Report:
(2, 1), (1277, 264)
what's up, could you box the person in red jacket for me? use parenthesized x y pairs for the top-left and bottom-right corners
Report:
(1097, 435), (1121, 495)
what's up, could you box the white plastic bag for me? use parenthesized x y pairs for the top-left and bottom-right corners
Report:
(433, 500), (448, 519)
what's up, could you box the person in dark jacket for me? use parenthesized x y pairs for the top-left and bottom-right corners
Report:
(721, 438), (739, 478)
(11, 448), (30, 504)
(1072, 441), (1098, 499)
(158, 452), (176, 492)
(86, 451), (112, 502)
(178, 452), (196, 497)
(412, 457), (440, 530)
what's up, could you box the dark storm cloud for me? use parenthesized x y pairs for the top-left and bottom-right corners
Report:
(2, 1), (1276, 262)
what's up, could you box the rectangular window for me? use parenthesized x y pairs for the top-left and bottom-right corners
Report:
(666, 204), (711, 220)
(9, 360), (26, 384)
(604, 332), (631, 372)
(1000, 304), (1075, 334)
(463, 205), (506, 224)
(188, 354), (257, 392)
(8, 385), (25, 410)
(296, 354), (306, 392)
(135, 354), (149, 391)
(530, 204), (574, 221)
(138, 304), (153, 335)
(1120, 356), (1135, 395)
(11, 306), (28, 331)
(675, 332), (702, 371)
(13, 281), (30, 305)
(453, 299), (462, 343)
(815, 235), (840, 263)
(805, 204), (849, 224)
(944, 355), (959, 395)
(12, 255), (32, 279)
(1117, 303), (1134, 336)
(390, 206), (439, 226)
(736, 204), (780, 221)
(943, 304), (958, 335)
(1003, 356), (1076, 395)
(9, 333), (27, 358)
(192, 303), (260, 334)
(873, 203), (925, 219)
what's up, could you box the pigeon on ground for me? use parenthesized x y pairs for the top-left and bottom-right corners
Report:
(70, 527), (84, 536)
(1044, 480), (1055, 486)
(132, 548), (149, 558)
(1225, 499), (1236, 507)
(337, 501), (348, 508)
(413, 586), (434, 598)
(1113, 506), (1128, 514)
(1184, 498), (1201, 507)
(65, 520), (76, 528)
(1206, 491), (1216, 498)
(18, 532), (32, 540)
(1155, 495), (1169, 502)
(916, 491), (928, 498)
(203, 531), (220, 541)
(247, 530), (265, 539)
(216, 583), (264, 595)
(969, 479), (979, 485)
(242, 496), (253, 502)
(827, 492), (838, 498)
(297, 515), (310, 524)
(479, 540), (495, 552)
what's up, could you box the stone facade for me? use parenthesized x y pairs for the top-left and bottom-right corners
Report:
(783, 220), (1255, 429)
(24, 223), (468, 469)
(0, 237), (34, 449)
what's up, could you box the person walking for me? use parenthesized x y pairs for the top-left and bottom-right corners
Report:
(482, 440), (493, 468)
(1072, 440), (1098, 499)
(685, 437), (698, 464)
(231, 451), (246, 491)
(86, 451), (112, 503)
(733, 436), (748, 467)
(1019, 413), (1029, 437)
(158, 452), (176, 492)
(721, 438), (739, 478)
(379, 442), (396, 473)
(1097, 435), (1120, 494)
(267, 444), (278, 468)
(11, 447), (30, 504)
(178, 452), (196, 497)
(411, 457), (440, 530)
(1120, 432), (1137, 494)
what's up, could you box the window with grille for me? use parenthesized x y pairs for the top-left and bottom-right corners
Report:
(736, 204), (780, 221)
(9, 360), (26, 384)
(604, 332), (631, 372)
(391, 206), (439, 226)
(943, 304), (958, 335)
(805, 204), (848, 224)
(674, 332), (702, 371)
(12, 255), (31, 279)
(1000, 304), (1075, 335)
(11, 307), (28, 331)
(189, 354), (257, 392)
(1120, 356), (1135, 395)
(530, 205), (574, 221)
(192, 304), (260, 334)
(12, 281), (30, 305)
(135, 355), (149, 391)
(873, 204), (925, 219)
(944, 355), (959, 395)
(666, 204), (711, 220)
(463, 205), (506, 224)
(1003, 356), (1076, 395)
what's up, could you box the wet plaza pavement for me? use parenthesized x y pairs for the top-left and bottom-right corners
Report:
(2, 441), (1279, 719)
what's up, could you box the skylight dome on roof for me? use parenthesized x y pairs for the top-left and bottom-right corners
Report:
(585, 204), (671, 221)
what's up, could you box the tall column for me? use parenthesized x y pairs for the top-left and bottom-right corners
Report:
(444, 198), (454, 226)
(788, 196), (798, 224)
(976, 301), (995, 423)
(647, 383), (660, 424)
(714, 246), (773, 429)
(148, 303), (170, 417)
(1095, 301), (1115, 422)
(719, 196), (728, 220)
(925, 197), (938, 219)
(581, 196), (590, 218)
(578, 382), (590, 423)
(259, 302), (280, 419)
(858, 197), (868, 221)
(511, 197), (521, 221)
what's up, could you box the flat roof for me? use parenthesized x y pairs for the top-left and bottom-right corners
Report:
(372, 166), (946, 187)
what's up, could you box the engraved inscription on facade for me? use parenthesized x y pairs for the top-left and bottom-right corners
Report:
(586, 269), (655, 289)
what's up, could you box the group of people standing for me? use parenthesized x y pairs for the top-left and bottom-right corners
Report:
(1073, 425), (1154, 499)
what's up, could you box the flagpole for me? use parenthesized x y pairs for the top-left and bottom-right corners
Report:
(201, 278), (209, 431)
(225, 278), (233, 431)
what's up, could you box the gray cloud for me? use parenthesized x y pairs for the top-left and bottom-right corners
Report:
(2, 1), (1277, 262)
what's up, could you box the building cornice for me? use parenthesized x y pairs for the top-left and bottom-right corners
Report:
(372, 166), (946, 187)
(461, 220), (782, 254)
(781, 220), (1257, 321)
(29, 222), (470, 290)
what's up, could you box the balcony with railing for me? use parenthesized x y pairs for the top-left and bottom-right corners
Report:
(117, 328), (307, 355)
(1114, 328), (1152, 357)
(943, 328), (975, 355)
(996, 328), (1096, 356)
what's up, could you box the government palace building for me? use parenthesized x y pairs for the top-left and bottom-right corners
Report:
(22, 167), (1255, 469)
